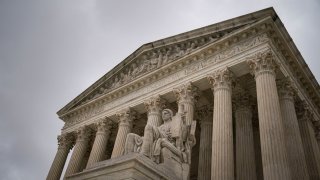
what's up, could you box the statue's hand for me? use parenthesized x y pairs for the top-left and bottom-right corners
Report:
(188, 134), (196, 147)
(167, 132), (174, 142)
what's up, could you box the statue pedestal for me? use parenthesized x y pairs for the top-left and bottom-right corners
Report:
(66, 153), (180, 180)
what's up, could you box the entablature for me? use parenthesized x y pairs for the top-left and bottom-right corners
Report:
(57, 8), (281, 118)
(61, 19), (275, 133)
(59, 10), (320, 134)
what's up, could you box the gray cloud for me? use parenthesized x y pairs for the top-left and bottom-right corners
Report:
(0, 0), (319, 179)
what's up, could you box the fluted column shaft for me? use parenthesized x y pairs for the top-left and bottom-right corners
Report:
(308, 120), (320, 177)
(278, 79), (309, 180)
(64, 127), (90, 178)
(86, 120), (111, 168)
(197, 106), (213, 180)
(316, 134), (320, 163)
(111, 108), (135, 158)
(234, 98), (257, 180)
(144, 95), (166, 127)
(148, 112), (162, 127)
(47, 135), (73, 180)
(174, 82), (199, 126)
(208, 68), (234, 180)
(297, 103), (320, 179)
(247, 50), (291, 180)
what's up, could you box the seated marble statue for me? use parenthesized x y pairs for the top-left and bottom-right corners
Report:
(125, 108), (196, 164)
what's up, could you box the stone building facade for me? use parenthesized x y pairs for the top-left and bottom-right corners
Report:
(47, 8), (320, 180)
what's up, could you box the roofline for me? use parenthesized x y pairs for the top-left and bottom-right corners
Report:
(57, 7), (276, 116)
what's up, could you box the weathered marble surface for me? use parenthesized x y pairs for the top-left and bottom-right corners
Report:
(66, 153), (179, 180)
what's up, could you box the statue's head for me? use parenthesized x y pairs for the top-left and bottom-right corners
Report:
(162, 109), (173, 122)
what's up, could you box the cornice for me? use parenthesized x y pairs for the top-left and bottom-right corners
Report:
(265, 15), (320, 121)
(61, 18), (274, 130)
(57, 7), (277, 118)
(59, 8), (320, 133)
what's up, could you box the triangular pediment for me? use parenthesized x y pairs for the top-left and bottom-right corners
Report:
(57, 7), (277, 117)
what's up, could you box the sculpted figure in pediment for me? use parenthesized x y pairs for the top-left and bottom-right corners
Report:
(174, 45), (184, 59)
(138, 55), (150, 74)
(198, 38), (206, 46)
(111, 75), (121, 88)
(185, 41), (197, 54)
(130, 63), (139, 77)
(149, 51), (159, 70)
(162, 47), (173, 64)
(122, 68), (131, 83)
(156, 49), (163, 67)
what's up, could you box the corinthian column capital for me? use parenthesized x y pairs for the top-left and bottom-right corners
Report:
(233, 84), (252, 111)
(277, 77), (297, 101)
(296, 101), (314, 122)
(143, 95), (166, 113)
(173, 82), (200, 104)
(207, 67), (233, 91)
(57, 134), (74, 150)
(94, 118), (112, 134)
(75, 126), (91, 142)
(247, 49), (279, 78)
(196, 104), (213, 125)
(116, 108), (136, 127)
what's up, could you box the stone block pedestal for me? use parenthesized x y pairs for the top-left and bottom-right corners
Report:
(66, 153), (179, 180)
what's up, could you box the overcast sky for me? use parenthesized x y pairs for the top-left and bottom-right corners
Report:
(0, 0), (319, 179)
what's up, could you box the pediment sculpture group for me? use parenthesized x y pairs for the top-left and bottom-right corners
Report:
(110, 37), (216, 90)
(82, 36), (219, 104)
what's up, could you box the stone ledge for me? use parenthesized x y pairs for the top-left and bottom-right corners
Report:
(66, 153), (178, 180)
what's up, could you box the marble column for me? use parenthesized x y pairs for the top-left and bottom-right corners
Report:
(47, 134), (73, 180)
(111, 108), (135, 158)
(64, 126), (91, 178)
(207, 67), (234, 180)
(174, 82), (199, 126)
(233, 88), (257, 180)
(277, 78), (309, 180)
(144, 95), (166, 127)
(297, 101), (320, 179)
(316, 131), (320, 159)
(197, 105), (213, 180)
(86, 119), (111, 168)
(247, 50), (291, 180)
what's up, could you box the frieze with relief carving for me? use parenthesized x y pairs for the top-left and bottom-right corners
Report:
(185, 33), (269, 75)
(79, 35), (222, 105)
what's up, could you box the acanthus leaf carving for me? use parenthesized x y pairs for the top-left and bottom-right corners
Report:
(247, 48), (279, 77)
(173, 82), (200, 104)
(143, 95), (167, 114)
(207, 67), (234, 91)
(277, 77), (297, 101)
(116, 108), (137, 127)
(57, 134), (74, 150)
